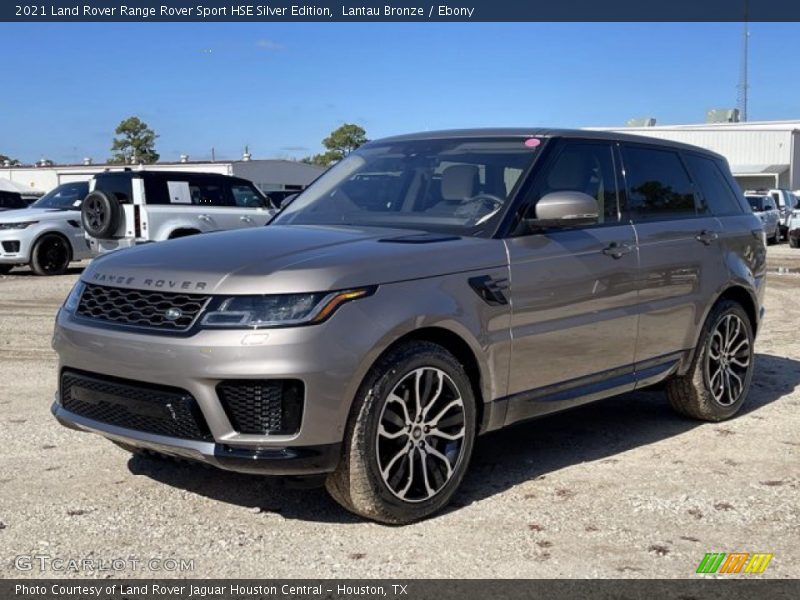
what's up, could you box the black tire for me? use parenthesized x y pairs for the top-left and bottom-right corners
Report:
(326, 341), (477, 524)
(81, 191), (121, 239)
(0, 265), (13, 275)
(790, 237), (799, 249)
(30, 234), (72, 276)
(667, 300), (755, 421)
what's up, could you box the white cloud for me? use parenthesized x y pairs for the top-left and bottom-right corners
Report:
(255, 39), (284, 51)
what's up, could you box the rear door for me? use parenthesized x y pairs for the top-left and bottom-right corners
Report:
(621, 144), (725, 370)
(504, 139), (640, 420)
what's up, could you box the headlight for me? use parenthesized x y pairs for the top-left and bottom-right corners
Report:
(62, 281), (85, 313)
(200, 287), (375, 329)
(0, 221), (38, 230)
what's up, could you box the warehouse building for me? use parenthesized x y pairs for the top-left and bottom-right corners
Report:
(0, 156), (325, 196)
(592, 119), (800, 191)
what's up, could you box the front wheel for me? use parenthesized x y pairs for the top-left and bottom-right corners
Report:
(0, 265), (13, 275)
(790, 237), (799, 249)
(30, 234), (72, 276)
(667, 300), (755, 421)
(326, 341), (477, 524)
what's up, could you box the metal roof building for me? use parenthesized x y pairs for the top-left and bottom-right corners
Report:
(0, 158), (325, 196)
(590, 120), (800, 191)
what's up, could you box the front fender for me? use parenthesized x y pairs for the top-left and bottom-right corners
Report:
(338, 269), (512, 427)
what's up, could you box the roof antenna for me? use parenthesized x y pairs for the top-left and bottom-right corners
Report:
(736, 0), (750, 122)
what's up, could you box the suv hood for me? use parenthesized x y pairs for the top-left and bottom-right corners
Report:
(0, 207), (79, 223)
(82, 225), (508, 295)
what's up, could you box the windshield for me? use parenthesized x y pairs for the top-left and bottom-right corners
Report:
(746, 196), (765, 211)
(31, 181), (89, 210)
(273, 137), (541, 236)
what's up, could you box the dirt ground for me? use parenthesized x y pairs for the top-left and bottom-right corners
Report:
(0, 246), (798, 579)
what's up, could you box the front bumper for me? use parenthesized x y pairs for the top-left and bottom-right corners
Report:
(51, 399), (340, 475)
(0, 228), (32, 263)
(51, 295), (389, 471)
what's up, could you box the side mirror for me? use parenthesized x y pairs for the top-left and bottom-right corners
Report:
(531, 191), (599, 228)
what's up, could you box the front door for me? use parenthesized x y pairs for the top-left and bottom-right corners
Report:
(504, 140), (639, 423)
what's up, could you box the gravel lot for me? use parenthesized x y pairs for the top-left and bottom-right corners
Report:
(0, 247), (798, 579)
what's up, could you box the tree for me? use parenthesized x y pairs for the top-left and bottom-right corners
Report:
(323, 123), (367, 157)
(302, 123), (367, 167)
(110, 117), (159, 164)
(0, 154), (19, 166)
(301, 150), (341, 167)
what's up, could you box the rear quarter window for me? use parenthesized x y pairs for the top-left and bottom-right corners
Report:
(683, 153), (744, 217)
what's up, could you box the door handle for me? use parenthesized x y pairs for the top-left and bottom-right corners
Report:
(198, 214), (211, 222)
(602, 242), (634, 259)
(240, 216), (253, 223)
(696, 230), (719, 245)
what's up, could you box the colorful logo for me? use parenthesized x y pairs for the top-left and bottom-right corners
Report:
(696, 552), (774, 574)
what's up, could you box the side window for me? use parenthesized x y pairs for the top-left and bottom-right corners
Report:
(188, 180), (231, 207)
(622, 145), (696, 220)
(771, 192), (782, 209)
(683, 153), (744, 217)
(524, 141), (620, 224)
(231, 184), (266, 208)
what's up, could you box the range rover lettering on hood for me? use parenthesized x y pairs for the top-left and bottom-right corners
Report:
(91, 272), (208, 291)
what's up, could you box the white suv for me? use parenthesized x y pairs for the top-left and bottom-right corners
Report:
(0, 181), (92, 275)
(746, 188), (798, 240)
(82, 170), (276, 254)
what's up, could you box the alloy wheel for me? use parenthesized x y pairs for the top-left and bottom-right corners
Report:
(375, 367), (467, 503)
(39, 237), (69, 274)
(705, 314), (752, 406)
(85, 197), (105, 231)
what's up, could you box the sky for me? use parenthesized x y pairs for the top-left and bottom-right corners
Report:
(1, 22), (800, 164)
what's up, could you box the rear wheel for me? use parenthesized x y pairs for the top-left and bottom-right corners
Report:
(790, 237), (799, 249)
(0, 265), (13, 275)
(667, 300), (754, 421)
(326, 341), (477, 524)
(30, 234), (72, 276)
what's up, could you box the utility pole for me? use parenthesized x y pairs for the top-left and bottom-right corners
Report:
(737, 0), (750, 121)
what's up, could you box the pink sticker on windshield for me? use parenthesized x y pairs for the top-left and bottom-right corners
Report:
(524, 138), (541, 148)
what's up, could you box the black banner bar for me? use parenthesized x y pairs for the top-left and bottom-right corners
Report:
(3, 580), (800, 600)
(3, 0), (800, 22)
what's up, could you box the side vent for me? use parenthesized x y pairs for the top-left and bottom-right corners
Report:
(468, 276), (509, 306)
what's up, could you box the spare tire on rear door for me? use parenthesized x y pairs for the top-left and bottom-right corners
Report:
(81, 190), (121, 239)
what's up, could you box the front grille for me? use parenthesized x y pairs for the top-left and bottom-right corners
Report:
(76, 283), (210, 332)
(217, 380), (304, 435)
(60, 369), (212, 441)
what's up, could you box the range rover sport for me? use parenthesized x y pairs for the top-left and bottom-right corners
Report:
(52, 129), (766, 524)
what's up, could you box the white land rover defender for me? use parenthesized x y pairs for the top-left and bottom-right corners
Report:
(81, 170), (276, 254)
